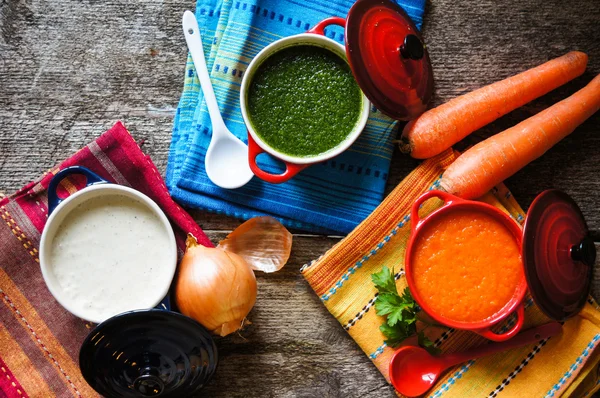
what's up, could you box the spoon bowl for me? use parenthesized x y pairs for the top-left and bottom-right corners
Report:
(390, 346), (443, 397)
(389, 322), (562, 397)
(205, 133), (255, 189)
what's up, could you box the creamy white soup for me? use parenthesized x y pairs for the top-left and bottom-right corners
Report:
(48, 193), (174, 322)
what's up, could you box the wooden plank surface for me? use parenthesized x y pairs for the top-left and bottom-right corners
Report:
(1, 0), (599, 396)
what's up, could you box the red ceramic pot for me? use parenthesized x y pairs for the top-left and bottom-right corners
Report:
(240, 18), (371, 184)
(404, 190), (528, 342)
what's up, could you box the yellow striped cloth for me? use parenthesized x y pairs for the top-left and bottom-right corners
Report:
(302, 149), (600, 397)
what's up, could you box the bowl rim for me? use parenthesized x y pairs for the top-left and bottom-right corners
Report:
(239, 33), (371, 165)
(404, 200), (528, 330)
(39, 184), (178, 324)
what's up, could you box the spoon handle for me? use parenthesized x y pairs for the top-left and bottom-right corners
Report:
(182, 11), (227, 134)
(442, 322), (562, 368)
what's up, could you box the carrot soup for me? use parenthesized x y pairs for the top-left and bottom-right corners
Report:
(412, 209), (523, 323)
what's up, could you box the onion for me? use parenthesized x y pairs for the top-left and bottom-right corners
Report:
(217, 216), (292, 273)
(175, 234), (257, 336)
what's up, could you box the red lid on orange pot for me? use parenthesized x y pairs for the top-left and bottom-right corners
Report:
(345, 0), (434, 120)
(523, 190), (595, 321)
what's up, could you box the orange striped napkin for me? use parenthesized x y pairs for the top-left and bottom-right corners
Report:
(302, 149), (600, 397)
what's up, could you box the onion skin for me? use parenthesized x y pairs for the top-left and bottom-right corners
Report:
(175, 235), (257, 336)
(217, 216), (292, 273)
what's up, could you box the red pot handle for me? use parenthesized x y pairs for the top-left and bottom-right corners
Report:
(247, 134), (309, 184)
(307, 16), (346, 35)
(475, 303), (525, 342)
(410, 190), (463, 231)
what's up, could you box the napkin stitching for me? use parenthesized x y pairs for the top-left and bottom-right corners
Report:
(588, 297), (600, 310)
(343, 295), (379, 331)
(434, 328), (455, 348)
(545, 334), (600, 397)
(300, 255), (323, 272)
(369, 343), (387, 360)
(0, 289), (82, 396)
(27, 192), (47, 216)
(198, 7), (220, 17)
(343, 270), (405, 330)
(488, 338), (549, 397)
(0, 362), (24, 397)
(235, 3), (337, 37)
(0, 207), (38, 262)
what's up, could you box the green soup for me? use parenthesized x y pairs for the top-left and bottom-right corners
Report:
(247, 45), (363, 158)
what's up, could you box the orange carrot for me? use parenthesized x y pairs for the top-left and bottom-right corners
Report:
(400, 51), (588, 159)
(440, 74), (600, 199)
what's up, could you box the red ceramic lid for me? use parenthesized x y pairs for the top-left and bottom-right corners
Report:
(522, 190), (595, 321)
(345, 0), (434, 120)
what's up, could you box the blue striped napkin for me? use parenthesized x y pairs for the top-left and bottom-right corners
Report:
(166, 0), (426, 234)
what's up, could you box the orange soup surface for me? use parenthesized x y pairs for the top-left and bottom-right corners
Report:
(412, 208), (523, 324)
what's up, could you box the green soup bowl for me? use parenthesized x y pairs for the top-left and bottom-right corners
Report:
(240, 18), (370, 184)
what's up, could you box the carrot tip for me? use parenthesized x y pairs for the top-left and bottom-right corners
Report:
(397, 135), (412, 155)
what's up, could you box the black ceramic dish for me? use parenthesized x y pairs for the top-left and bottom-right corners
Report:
(79, 309), (218, 397)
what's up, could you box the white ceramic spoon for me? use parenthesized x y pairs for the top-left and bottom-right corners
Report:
(182, 10), (254, 189)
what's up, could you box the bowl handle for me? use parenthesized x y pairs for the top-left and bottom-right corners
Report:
(247, 134), (309, 184)
(475, 303), (525, 342)
(410, 190), (462, 231)
(47, 166), (108, 214)
(307, 17), (346, 35)
(157, 294), (171, 311)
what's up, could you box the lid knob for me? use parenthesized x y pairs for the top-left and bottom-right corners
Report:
(133, 369), (164, 396)
(399, 34), (424, 61)
(571, 236), (596, 267)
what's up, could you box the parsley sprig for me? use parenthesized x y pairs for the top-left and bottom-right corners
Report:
(372, 266), (439, 354)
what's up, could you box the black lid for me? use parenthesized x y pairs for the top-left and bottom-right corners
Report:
(79, 310), (218, 397)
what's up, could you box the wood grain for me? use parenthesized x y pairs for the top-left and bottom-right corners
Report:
(1, 0), (599, 396)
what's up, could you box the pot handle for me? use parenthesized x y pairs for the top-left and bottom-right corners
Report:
(47, 166), (108, 215)
(247, 133), (309, 184)
(308, 17), (346, 35)
(475, 304), (525, 342)
(157, 295), (171, 311)
(410, 190), (463, 230)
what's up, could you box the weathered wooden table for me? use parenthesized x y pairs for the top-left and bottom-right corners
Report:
(1, 0), (599, 396)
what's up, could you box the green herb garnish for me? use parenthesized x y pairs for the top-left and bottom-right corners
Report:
(371, 266), (440, 355)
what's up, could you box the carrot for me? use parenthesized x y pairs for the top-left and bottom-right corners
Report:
(399, 51), (588, 159)
(439, 74), (600, 200)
